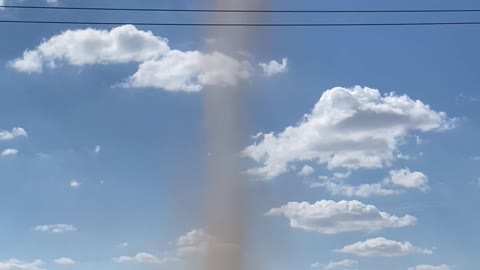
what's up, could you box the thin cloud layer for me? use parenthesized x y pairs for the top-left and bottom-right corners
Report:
(266, 200), (416, 234)
(244, 86), (453, 180)
(311, 168), (429, 198)
(34, 224), (77, 233)
(0, 259), (45, 270)
(337, 237), (433, 257)
(113, 253), (175, 264)
(408, 265), (452, 270)
(9, 25), (250, 92)
(53, 258), (75, 265)
(323, 259), (358, 270)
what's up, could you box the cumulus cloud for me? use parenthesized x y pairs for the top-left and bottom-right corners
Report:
(388, 168), (429, 191)
(70, 180), (80, 188)
(311, 168), (429, 197)
(408, 265), (451, 270)
(1, 149), (18, 157)
(266, 200), (416, 234)
(0, 259), (44, 270)
(259, 58), (288, 76)
(244, 86), (453, 180)
(298, 165), (315, 176)
(176, 229), (215, 256)
(0, 127), (27, 140)
(123, 50), (250, 92)
(337, 237), (432, 257)
(34, 224), (77, 233)
(9, 25), (168, 71)
(53, 258), (75, 265)
(113, 253), (176, 264)
(9, 25), (250, 92)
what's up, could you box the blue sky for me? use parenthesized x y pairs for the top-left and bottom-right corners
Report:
(1, 1), (480, 270)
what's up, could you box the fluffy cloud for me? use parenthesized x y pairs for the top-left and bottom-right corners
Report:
(388, 168), (429, 191)
(176, 229), (215, 256)
(70, 180), (80, 188)
(337, 237), (433, 257)
(298, 165), (315, 176)
(318, 259), (358, 270)
(1, 149), (18, 157)
(0, 127), (27, 140)
(266, 200), (416, 234)
(311, 168), (429, 198)
(244, 86), (453, 179)
(259, 58), (288, 76)
(408, 265), (451, 270)
(53, 258), (75, 265)
(9, 25), (169, 72)
(0, 259), (44, 270)
(113, 253), (177, 264)
(123, 50), (250, 92)
(9, 25), (250, 92)
(34, 224), (77, 233)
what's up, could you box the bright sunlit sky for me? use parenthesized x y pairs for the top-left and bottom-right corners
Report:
(1, 0), (480, 270)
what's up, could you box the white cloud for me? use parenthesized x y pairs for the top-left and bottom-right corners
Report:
(53, 258), (75, 265)
(46, 0), (60, 5)
(259, 58), (288, 76)
(298, 165), (315, 176)
(10, 25), (168, 71)
(337, 237), (433, 257)
(113, 253), (176, 264)
(176, 229), (215, 256)
(322, 259), (358, 270)
(408, 265), (451, 270)
(1, 149), (18, 157)
(266, 200), (416, 234)
(34, 224), (77, 233)
(117, 242), (128, 248)
(123, 50), (250, 92)
(310, 260), (358, 270)
(312, 181), (399, 198)
(244, 86), (453, 180)
(10, 25), (250, 92)
(0, 259), (45, 270)
(94, 145), (101, 153)
(311, 168), (429, 198)
(0, 127), (27, 140)
(1, 0), (62, 10)
(70, 180), (80, 188)
(388, 168), (429, 191)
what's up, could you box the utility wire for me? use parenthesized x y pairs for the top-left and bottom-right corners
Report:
(2, 5), (480, 13)
(1, 20), (480, 27)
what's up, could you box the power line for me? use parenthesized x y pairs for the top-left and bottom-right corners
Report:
(1, 20), (480, 27)
(2, 5), (480, 13)
(3, 19), (480, 27)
